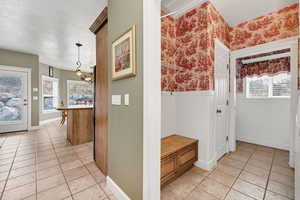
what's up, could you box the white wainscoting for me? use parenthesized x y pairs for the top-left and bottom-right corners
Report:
(236, 93), (290, 150)
(161, 91), (216, 170)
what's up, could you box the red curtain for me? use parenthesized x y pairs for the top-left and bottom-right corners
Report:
(240, 57), (290, 79)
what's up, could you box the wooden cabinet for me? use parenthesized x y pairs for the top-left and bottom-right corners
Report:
(161, 135), (198, 186)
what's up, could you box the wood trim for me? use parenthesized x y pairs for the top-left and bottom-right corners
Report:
(89, 7), (108, 34)
(94, 23), (108, 175)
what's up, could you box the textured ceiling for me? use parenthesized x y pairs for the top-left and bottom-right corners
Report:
(162, 0), (298, 26)
(0, 0), (107, 71)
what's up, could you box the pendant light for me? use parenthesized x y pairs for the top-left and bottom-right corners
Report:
(75, 42), (83, 77)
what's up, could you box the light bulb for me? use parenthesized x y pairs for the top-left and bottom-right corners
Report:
(85, 76), (92, 81)
(76, 69), (83, 76)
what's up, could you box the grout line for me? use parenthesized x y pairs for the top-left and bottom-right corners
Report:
(262, 150), (275, 200)
(222, 144), (260, 200)
(34, 133), (38, 200)
(47, 127), (74, 200)
(72, 145), (111, 199)
(0, 136), (22, 199)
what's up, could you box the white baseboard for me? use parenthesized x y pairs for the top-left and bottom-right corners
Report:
(40, 117), (61, 125)
(107, 176), (131, 200)
(237, 137), (289, 151)
(194, 158), (217, 171)
(28, 126), (40, 131)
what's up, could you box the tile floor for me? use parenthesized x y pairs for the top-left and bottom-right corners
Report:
(1, 122), (295, 200)
(0, 122), (116, 200)
(161, 141), (295, 200)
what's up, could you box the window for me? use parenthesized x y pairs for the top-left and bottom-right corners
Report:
(67, 80), (93, 106)
(42, 76), (59, 112)
(246, 72), (291, 98)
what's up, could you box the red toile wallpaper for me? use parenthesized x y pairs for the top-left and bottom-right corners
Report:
(161, 14), (177, 91)
(161, 2), (231, 91)
(161, 2), (299, 91)
(230, 4), (299, 51)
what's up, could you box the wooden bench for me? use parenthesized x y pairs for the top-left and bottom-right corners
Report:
(161, 135), (198, 186)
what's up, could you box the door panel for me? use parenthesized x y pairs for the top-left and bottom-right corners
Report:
(0, 69), (28, 133)
(95, 23), (108, 175)
(215, 40), (230, 160)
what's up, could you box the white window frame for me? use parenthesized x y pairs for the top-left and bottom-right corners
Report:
(67, 80), (93, 106)
(245, 72), (291, 99)
(41, 75), (59, 113)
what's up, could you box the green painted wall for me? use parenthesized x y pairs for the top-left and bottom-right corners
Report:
(107, 0), (143, 199)
(0, 49), (39, 126)
(39, 63), (82, 122)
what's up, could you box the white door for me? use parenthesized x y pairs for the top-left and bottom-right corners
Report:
(0, 68), (29, 133)
(215, 39), (230, 160)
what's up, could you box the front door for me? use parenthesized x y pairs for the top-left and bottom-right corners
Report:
(0, 67), (29, 133)
(215, 39), (230, 160)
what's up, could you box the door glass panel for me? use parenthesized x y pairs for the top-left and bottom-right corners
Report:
(0, 76), (23, 123)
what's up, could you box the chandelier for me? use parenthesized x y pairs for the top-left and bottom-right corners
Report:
(75, 42), (83, 77)
(74, 42), (94, 83)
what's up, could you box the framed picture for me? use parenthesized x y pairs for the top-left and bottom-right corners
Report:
(112, 25), (136, 80)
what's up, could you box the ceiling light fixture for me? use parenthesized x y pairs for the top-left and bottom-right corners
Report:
(75, 42), (83, 77)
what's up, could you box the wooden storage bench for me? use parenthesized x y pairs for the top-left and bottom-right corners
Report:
(161, 135), (198, 186)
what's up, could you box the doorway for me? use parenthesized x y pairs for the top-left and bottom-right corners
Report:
(214, 39), (230, 161)
(0, 65), (31, 133)
(229, 38), (298, 167)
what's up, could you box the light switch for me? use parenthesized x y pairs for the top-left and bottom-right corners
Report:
(112, 95), (121, 105)
(33, 96), (38, 101)
(124, 94), (129, 106)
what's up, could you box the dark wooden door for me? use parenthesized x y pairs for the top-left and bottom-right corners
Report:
(95, 22), (108, 175)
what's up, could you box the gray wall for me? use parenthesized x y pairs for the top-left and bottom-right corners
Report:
(108, 0), (143, 199)
(39, 63), (81, 122)
(0, 49), (39, 126)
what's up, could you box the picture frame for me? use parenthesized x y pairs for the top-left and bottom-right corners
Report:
(112, 25), (136, 80)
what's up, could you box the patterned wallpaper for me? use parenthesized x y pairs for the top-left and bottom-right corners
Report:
(230, 3), (299, 51)
(161, 2), (299, 91)
(161, 2), (230, 91)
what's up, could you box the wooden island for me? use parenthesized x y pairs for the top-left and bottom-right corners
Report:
(57, 106), (93, 145)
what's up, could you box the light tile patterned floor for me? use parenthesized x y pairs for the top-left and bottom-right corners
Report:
(162, 141), (295, 200)
(0, 122), (116, 200)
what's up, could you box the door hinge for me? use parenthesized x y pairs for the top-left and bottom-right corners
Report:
(226, 100), (229, 106)
(227, 64), (229, 69)
(226, 136), (229, 141)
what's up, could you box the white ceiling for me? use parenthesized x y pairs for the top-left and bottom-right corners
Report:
(0, 0), (107, 72)
(162, 0), (298, 27)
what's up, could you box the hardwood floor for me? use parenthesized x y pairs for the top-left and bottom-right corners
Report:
(0, 121), (116, 200)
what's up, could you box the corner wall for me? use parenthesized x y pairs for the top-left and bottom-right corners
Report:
(107, 0), (143, 199)
(0, 49), (39, 126)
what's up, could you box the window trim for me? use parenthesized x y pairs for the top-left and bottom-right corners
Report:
(67, 80), (93, 106)
(41, 75), (59, 113)
(245, 73), (291, 99)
